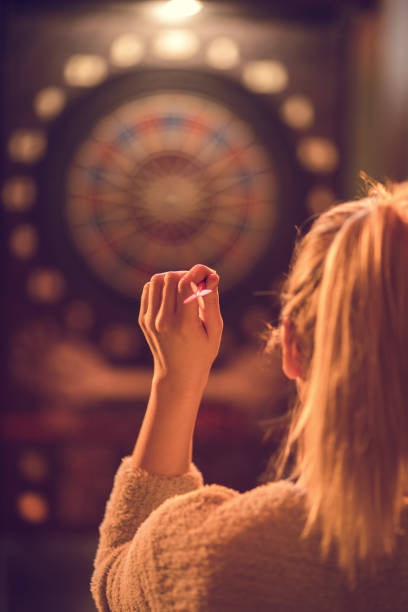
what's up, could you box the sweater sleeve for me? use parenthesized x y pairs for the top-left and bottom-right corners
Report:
(91, 456), (204, 611)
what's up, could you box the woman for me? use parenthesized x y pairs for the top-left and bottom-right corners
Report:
(91, 182), (408, 611)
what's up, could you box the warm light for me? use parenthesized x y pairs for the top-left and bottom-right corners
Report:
(18, 450), (49, 483)
(157, 0), (202, 22)
(206, 38), (240, 70)
(110, 34), (145, 67)
(34, 86), (66, 120)
(8, 129), (46, 163)
(9, 224), (38, 259)
(2, 176), (36, 211)
(306, 186), (336, 213)
(242, 60), (289, 94)
(280, 95), (315, 130)
(27, 268), (66, 302)
(65, 300), (94, 332)
(153, 29), (200, 60)
(64, 54), (107, 87)
(17, 491), (49, 523)
(297, 137), (339, 174)
(101, 324), (142, 358)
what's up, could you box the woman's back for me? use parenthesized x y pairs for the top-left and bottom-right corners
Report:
(92, 457), (408, 611)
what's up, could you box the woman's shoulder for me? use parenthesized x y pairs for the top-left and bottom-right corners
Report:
(149, 476), (307, 545)
(142, 477), (327, 610)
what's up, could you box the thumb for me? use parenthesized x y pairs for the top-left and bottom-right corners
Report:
(198, 273), (223, 340)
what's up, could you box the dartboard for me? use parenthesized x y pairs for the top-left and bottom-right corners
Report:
(42, 70), (297, 301)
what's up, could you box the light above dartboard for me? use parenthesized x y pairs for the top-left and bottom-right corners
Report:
(155, 0), (203, 22)
(64, 55), (108, 87)
(64, 90), (279, 298)
(206, 38), (240, 70)
(153, 30), (200, 60)
(110, 34), (145, 67)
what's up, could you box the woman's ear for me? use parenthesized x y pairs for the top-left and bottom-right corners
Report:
(281, 318), (302, 380)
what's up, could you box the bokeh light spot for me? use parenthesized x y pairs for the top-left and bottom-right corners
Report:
(18, 450), (49, 483)
(8, 129), (46, 163)
(156, 0), (203, 22)
(17, 491), (49, 523)
(101, 324), (142, 359)
(110, 34), (145, 67)
(2, 176), (36, 211)
(280, 94), (315, 130)
(9, 223), (38, 259)
(153, 30), (200, 60)
(65, 299), (94, 332)
(242, 60), (288, 94)
(206, 37), (240, 70)
(64, 54), (108, 87)
(27, 268), (66, 303)
(297, 137), (339, 174)
(306, 185), (336, 214)
(34, 86), (66, 120)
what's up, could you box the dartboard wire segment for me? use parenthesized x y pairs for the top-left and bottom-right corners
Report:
(65, 92), (278, 297)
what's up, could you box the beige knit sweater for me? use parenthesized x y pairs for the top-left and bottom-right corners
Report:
(91, 457), (408, 611)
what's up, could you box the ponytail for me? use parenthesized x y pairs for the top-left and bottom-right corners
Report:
(292, 200), (408, 582)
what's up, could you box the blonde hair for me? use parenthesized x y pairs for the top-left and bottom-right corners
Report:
(275, 180), (408, 583)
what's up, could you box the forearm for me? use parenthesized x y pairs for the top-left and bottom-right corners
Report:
(131, 373), (208, 476)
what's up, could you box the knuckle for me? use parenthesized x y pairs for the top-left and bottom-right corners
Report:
(139, 312), (147, 328)
(164, 271), (179, 283)
(144, 313), (155, 329)
(151, 273), (164, 284)
(193, 263), (216, 275)
(155, 318), (166, 333)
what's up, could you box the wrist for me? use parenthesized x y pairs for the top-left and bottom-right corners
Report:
(153, 364), (210, 389)
(152, 369), (209, 397)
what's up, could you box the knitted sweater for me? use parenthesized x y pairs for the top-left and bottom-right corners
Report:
(91, 457), (408, 611)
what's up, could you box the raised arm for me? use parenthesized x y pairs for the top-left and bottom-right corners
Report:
(132, 264), (223, 476)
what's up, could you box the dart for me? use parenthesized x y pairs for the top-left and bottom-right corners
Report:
(183, 281), (213, 306)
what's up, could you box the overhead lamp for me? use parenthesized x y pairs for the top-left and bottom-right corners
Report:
(156, 0), (203, 22)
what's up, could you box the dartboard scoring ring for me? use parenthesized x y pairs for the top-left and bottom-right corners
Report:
(65, 91), (278, 298)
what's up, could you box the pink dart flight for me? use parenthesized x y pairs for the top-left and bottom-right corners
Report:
(183, 281), (213, 307)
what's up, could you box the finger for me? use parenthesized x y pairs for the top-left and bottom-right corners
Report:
(178, 277), (201, 325)
(179, 264), (217, 290)
(157, 272), (180, 327)
(198, 273), (223, 339)
(138, 281), (160, 356)
(147, 274), (165, 329)
(138, 282), (149, 327)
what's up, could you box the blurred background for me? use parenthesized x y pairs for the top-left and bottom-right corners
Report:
(1, 0), (407, 609)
